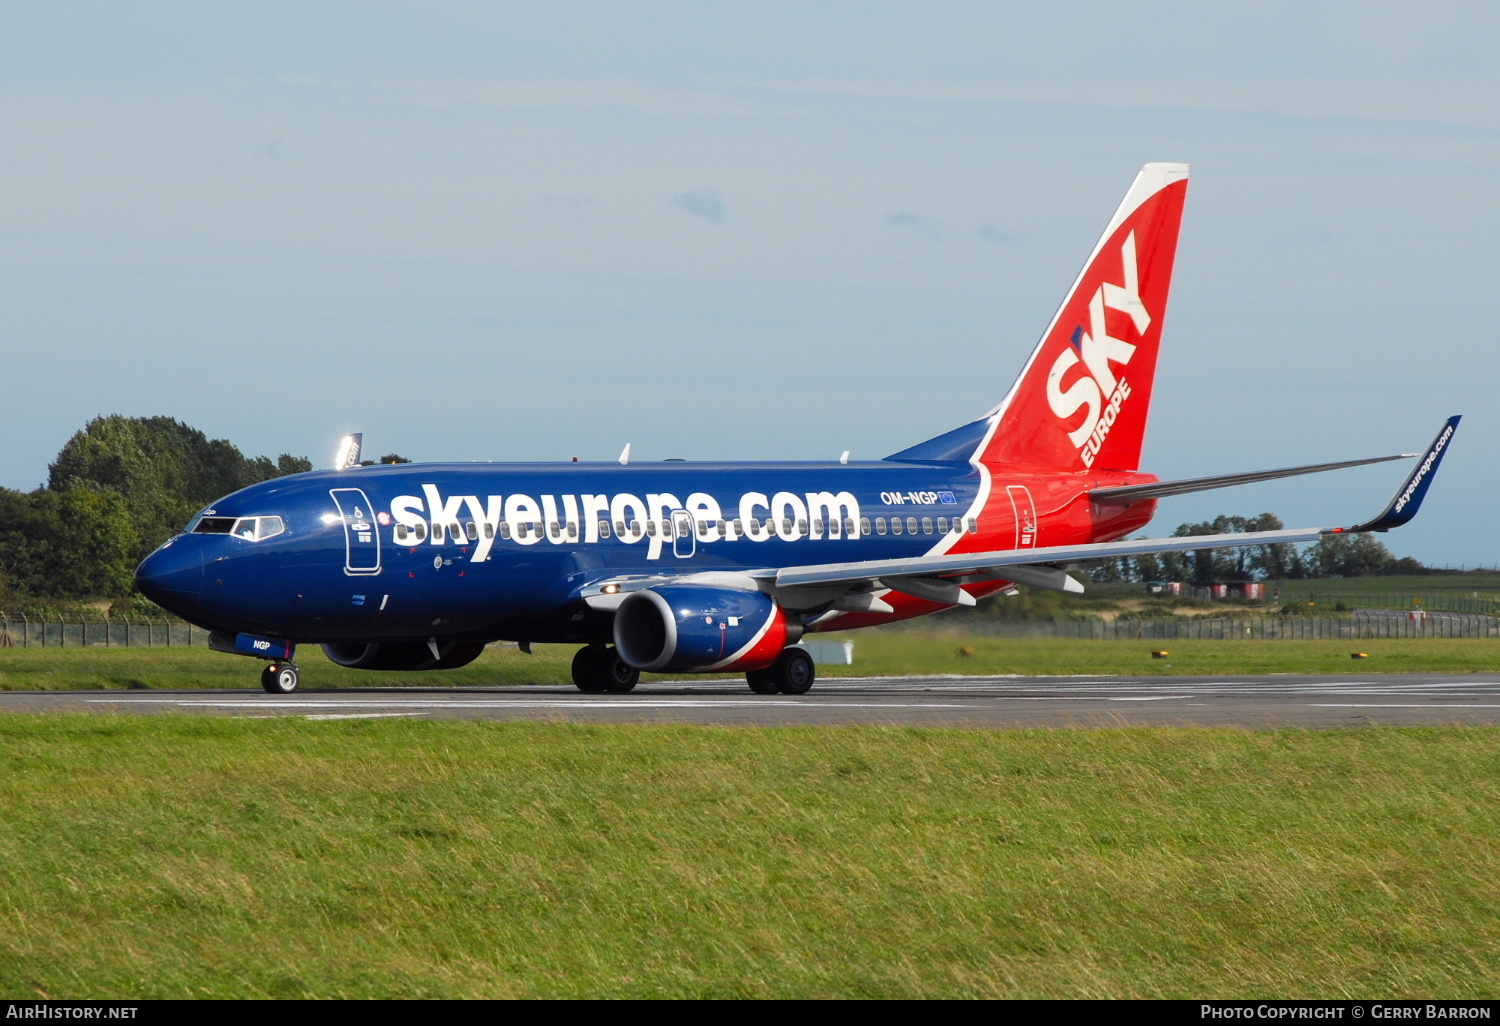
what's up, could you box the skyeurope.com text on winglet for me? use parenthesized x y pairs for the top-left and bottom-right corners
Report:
(1343, 416), (1461, 534)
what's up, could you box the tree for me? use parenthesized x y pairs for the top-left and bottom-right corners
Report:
(48, 416), (311, 562)
(0, 486), (137, 597)
(1305, 533), (1397, 577)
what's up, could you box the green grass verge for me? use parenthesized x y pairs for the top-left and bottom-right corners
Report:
(1, 716), (1497, 998)
(2, 635), (1500, 691)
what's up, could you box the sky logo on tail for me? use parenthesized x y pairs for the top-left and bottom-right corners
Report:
(1044, 232), (1149, 468)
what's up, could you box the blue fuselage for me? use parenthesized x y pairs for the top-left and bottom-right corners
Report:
(138, 460), (997, 644)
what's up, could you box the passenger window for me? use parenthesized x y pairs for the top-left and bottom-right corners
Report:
(499, 523), (512, 540)
(483, 523), (493, 539)
(599, 520), (612, 539)
(549, 523), (561, 539)
(937, 517), (949, 533)
(646, 521), (657, 537)
(967, 518), (978, 533)
(876, 518), (887, 535)
(615, 520), (626, 536)
(567, 523), (578, 539)
(628, 519), (640, 535)
(433, 524), (445, 543)
(921, 517), (933, 535)
(906, 517), (918, 534)
(860, 517), (871, 536)
(844, 517), (856, 536)
(748, 518), (760, 533)
(796, 519), (807, 536)
(466, 522), (479, 541)
(812, 519), (824, 536)
(781, 518), (793, 535)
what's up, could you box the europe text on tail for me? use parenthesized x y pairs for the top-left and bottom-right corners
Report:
(134, 164), (1459, 696)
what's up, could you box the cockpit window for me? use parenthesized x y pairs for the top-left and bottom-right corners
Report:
(193, 517), (237, 534)
(192, 515), (286, 541)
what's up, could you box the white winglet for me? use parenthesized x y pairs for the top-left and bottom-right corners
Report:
(618, 443), (632, 466)
(334, 433), (362, 470)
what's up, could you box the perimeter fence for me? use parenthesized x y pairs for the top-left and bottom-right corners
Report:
(1285, 592), (1500, 616)
(956, 613), (1500, 640)
(0, 613), (198, 648)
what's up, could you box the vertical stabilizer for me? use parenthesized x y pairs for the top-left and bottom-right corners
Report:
(972, 163), (1188, 471)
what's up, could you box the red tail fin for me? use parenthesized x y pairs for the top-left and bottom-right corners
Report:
(978, 163), (1188, 472)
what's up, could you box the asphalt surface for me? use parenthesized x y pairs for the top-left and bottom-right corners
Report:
(7, 674), (1500, 727)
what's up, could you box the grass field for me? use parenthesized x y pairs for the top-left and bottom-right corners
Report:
(2, 634), (1500, 691)
(1, 716), (1497, 998)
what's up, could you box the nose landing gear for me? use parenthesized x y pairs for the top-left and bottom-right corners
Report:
(261, 662), (301, 694)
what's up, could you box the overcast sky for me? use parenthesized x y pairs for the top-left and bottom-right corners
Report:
(1, 2), (1496, 565)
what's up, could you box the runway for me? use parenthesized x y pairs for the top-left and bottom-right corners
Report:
(7, 674), (1500, 727)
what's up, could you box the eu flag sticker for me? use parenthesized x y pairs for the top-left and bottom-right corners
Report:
(938, 491), (957, 504)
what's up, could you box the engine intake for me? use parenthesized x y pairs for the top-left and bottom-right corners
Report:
(613, 585), (800, 673)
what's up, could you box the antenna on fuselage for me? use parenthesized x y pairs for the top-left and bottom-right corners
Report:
(618, 443), (631, 466)
(334, 433), (362, 470)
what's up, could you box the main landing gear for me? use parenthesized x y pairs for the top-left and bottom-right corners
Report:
(261, 662), (301, 694)
(746, 647), (815, 695)
(572, 645), (640, 693)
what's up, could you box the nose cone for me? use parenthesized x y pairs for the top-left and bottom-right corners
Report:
(135, 539), (203, 617)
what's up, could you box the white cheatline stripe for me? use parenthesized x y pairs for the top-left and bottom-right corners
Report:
(84, 698), (983, 710)
(704, 604), (780, 672)
(1310, 704), (1500, 709)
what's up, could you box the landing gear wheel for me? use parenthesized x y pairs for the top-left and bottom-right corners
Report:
(601, 647), (640, 693)
(572, 646), (640, 693)
(772, 648), (815, 695)
(261, 663), (300, 694)
(746, 668), (777, 694)
(572, 647), (607, 693)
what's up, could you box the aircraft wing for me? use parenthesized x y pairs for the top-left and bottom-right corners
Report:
(768, 416), (1459, 608)
(580, 417), (1457, 613)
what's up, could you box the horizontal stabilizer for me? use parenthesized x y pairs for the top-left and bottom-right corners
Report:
(1090, 452), (1417, 504)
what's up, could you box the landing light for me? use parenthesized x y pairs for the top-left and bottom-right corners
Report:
(602, 584), (620, 594)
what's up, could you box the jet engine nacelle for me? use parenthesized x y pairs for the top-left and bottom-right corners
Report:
(321, 640), (487, 671)
(613, 585), (802, 673)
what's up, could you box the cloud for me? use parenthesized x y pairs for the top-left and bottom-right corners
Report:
(976, 224), (1017, 245)
(672, 189), (727, 223)
(884, 210), (939, 241)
